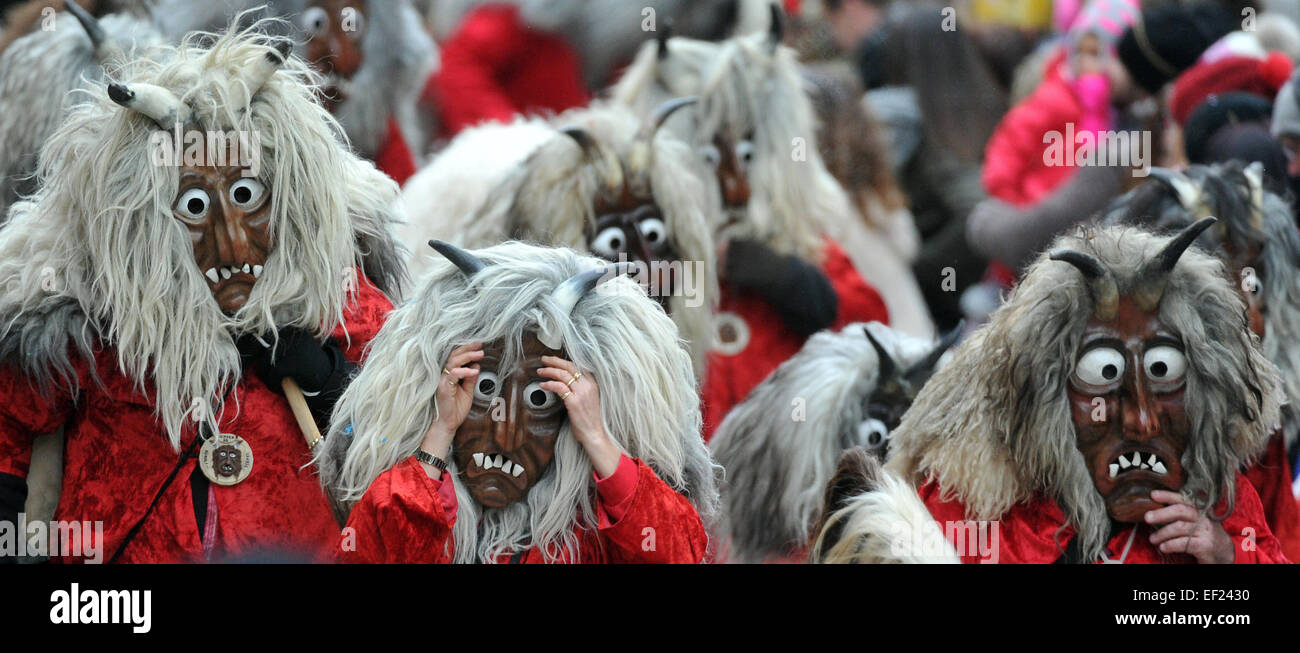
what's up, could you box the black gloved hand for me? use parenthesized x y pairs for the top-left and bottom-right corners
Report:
(723, 238), (838, 337)
(236, 326), (356, 423)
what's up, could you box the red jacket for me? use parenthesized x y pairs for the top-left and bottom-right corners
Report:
(428, 4), (590, 137)
(919, 472), (1289, 564)
(375, 116), (417, 187)
(0, 272), (393, 563)
(1243, 431), (1300, 562)
(337, 455), (707, 563)
(982, 50), (1085, 207)
(701, 240), (890, 440)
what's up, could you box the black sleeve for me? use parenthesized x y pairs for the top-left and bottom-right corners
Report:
(0, 472), (26, 565)
(302, 342), (358, 426)
(725, 239), (839, 337)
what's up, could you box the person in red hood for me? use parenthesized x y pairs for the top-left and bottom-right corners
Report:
(813, 222), (1290, 564)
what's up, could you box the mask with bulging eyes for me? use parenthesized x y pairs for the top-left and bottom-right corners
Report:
(585, 198), (678, 311)
(699, 131), (753, 214)
(299, 0), (367, 113)
(450, 332), (569, 509)
(174, 139), (270, 315)
(1067, 298), (1191, 523)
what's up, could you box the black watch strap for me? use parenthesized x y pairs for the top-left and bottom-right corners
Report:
(414, 449), (449, 471)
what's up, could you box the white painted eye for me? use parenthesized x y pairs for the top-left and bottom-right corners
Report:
(1143, 345), (1186, 382)
(228, 178), (265, 209)
(638, 217), (668, 246)
(735, 140), (755, 167)
(300, 7), (329, 36)
(523, 382), (558, 410)
(589, 226), (626, 258)
(858, 418), (889, 451)
(474, 371), (499, 402)
(699, 144), (721, 168)
(1075, 347), (1126, 386)
(176, 188), (210, 219)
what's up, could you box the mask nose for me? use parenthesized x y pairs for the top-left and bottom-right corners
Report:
(212, 198), (253, 265)
(721, 169), (750, 208)
(1120, 353), (1161, 442)
(492, 379), (526, 452)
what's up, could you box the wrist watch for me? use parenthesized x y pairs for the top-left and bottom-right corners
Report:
(414, 448), (449, 471)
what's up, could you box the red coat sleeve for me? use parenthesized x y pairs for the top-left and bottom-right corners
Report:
(0, 364), (77, 478)
(981, 58), (1079, 206)
(1242, 431), (1300, 562)
(822, 240), (890, 329)
(336, 457), (457, 564)
(596, 458), (708, 564)
(431, 6), (528, 134)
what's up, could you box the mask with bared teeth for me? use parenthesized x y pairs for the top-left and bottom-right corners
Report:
(1055, 218), (1216, 522)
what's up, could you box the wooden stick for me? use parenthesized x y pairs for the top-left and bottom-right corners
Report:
(281, 377), (323, 452)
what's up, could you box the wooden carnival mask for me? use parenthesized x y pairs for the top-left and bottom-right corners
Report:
(560, 98), (696, 311)
(427, 240), (630, 509)
(1053, 218), (1214, 523)
(174, 137), (271, 315)
(106, 40), (287, 315)
(451, 333), (567, 509)
(858, 324), (961, 457)
(299, 0), (366, 113)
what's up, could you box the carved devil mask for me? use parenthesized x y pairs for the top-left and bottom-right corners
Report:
(451, 333), (567, 509)
(427, 239), (629, 510)
(174, 138), (271, 315)
(299, 0), (366, 112)
(1052, 218), (1215, 523)
(858, 324), (962, 458)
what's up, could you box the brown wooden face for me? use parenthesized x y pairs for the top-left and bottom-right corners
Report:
(174, 139), (271, 315)
(451, 333), (568, 509)
(704, 132), (752, 214)
(1066, 297), (1191, 522)
(300, 0), (366, 112)
(585, 194), (677, 311)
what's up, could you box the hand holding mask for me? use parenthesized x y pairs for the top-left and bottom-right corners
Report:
(539, 355), (622, 479)
(422, 342), (485, 462)
(1145, 489), (1235, 564)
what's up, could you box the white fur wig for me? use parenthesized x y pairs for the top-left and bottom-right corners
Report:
(709, 321), (951, 562)
(0, 23), (405, 447)
(877, 224), (1284, 563)
(153, 0), (437, 161)
(0, 6), (162, 219)
(1101, 163), (1300, 451)
(612, 17), (850, 262)
(319, 241), (719, 563)
(399, 102), (720, 377)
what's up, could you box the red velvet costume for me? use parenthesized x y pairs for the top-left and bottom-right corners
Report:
(375, 116), (417, 186)
(701, 240), (890, 440)
(919, 473), (1290, 564)
(1243, 432), (1300, 561)
(0, 273), (392, 563)
(338, 454), (707, 563)
(427, 4), (591, 137)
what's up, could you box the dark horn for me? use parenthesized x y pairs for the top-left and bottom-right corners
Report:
(64, 0), (105, 52)
(863, 326), (898, 382)
(1132, 216), (1217, 310)
(647, 96), (697, 137)
(767, 2), (785, 52)
(656, 18), (673, 60)
(905, 320), (963, 385)
(1049, 248), (1119, 321)
(428, 240), (486, 277)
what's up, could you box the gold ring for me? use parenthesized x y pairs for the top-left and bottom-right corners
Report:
(566, 376), (577, 387)
(573, 371), (582, 381)
(561, 391), (572, 400)
(442, 368), (451, 375)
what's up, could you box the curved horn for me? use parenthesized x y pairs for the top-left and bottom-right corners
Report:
(1049, 248), (1120, 321)
(628, 96), (698, 184)
(540, 262), (632, 349)
(1146, 167), (1203, 215)
(108, 82), (190, 129)
(767, 2), (785, 53)
(64, 0), (107, 55)
(1132, 216), (1217, 310)
(862, 326), (897, 383)
(243, 38), (292, 100)
(646, 96), (697, 138)
(428, 240), (486, 277)
(656, 18), (673, 60)
(905, 320), (963, 385)
(559, 125), (625, 198)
